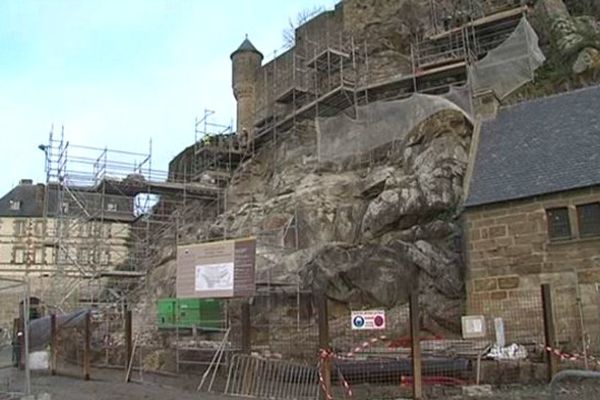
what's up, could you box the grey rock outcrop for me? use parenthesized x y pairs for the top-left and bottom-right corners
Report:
(139, 103), (472, 335)
(534, 0), (600, 74)
(175, 109), (473, 332)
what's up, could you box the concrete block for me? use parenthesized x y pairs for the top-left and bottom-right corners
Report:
(497, 276), (520, 289)
(474, 278), (497, 292)
(489, 225), (507, 238)
(490, 290), (508, 300)
(462, 385), (493, 397)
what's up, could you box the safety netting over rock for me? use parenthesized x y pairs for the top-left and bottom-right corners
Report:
(316, 92), (472, 162)
(316, 17), (545, 163)
(469, 17), (546, 99)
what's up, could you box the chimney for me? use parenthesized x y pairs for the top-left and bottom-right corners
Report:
(19, 179), (33, 185)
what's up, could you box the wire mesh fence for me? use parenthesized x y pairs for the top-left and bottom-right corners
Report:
(5, 281), (600, 399)
(0, 278), (30, 397)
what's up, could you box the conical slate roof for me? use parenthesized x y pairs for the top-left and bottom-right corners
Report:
(231, 37), (263, 59)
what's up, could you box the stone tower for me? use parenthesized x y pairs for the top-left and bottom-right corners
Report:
(231, 37), (263, 143)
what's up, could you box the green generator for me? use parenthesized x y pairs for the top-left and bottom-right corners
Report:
(156, 298), (222, 330)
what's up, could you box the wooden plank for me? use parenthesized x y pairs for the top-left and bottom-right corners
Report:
(316, 292), (331, 400)
(241, 301), (251, 354)
(84, 311), (91, 381)
(50, 314), (57, 376)
(542, 284), (559, 382)
(410, 291), (422, 400)
(428, 6), (528, 40)
(125, 310), (133, 379)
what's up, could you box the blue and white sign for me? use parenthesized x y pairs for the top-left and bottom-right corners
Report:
(351, 310), (386, 330)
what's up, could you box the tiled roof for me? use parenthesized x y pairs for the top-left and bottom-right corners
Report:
(230, 37), (263, 59)
(466, 85), (600, 207)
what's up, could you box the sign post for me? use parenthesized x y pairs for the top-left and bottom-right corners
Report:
(176, 238), (256, 299)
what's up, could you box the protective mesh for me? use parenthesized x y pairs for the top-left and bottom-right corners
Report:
(317, 17), (545, 162)
(27, 309), (88, 351)
(470, 17), (546, 99)
(0, 279), (25, 365)
(317, 93), (472, 162)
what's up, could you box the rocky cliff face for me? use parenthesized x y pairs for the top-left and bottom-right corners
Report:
(140, 110), (470, 334)
(133, 0), (600, 340)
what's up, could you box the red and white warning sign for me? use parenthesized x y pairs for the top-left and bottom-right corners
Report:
(351, 310), (386, 330)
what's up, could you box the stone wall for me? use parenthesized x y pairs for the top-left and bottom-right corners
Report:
(465, 186), (600, 348)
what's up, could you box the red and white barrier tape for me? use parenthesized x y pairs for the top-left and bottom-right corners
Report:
(318, 348), (353, 399)
(345, 335), (388, 358)
(543, 345), (600, 366)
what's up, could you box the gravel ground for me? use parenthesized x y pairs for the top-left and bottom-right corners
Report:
(0, 367), (232, 400)
(0, 360), (598, 399)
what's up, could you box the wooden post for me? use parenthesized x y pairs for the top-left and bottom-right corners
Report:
(17, 317), (24, 370)
(50, 314), (57, 375)
(83, 311), (91, 381)
(316, 292), (331, 400)
(241, 301), (251, 354)
(542, 284), (559, 381)
(409, 291), (422, 400)
(125, 310), (133, 373)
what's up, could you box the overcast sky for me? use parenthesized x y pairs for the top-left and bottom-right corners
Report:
(0, 0), (337, 195)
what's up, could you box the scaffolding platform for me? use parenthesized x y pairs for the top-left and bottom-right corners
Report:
(306, 48), (351, 70)
(94, 178), (222, 199)
(41, 127), (213, 309)
(275, 86), (313, 104)
(416, 5), (526, 71)
(253, 83), (355, 147)
(428, 5), (527, 41)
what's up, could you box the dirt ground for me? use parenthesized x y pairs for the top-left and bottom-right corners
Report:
(0, 367), (232, 400)
(2, 368), (597, 400)
(0, 357), (598, 399)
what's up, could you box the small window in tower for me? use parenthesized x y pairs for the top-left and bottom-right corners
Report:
(9, 200), (21, 211)
(577, 203), (600, 238)
(107, 203), (118, 212)
(546, 207), (571, 240)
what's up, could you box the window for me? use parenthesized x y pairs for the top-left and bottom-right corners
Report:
(34, 220), (45, 236)
(9, 200), (21, 211)
(107, 202), (118, 212)
(77, 247), (89, 265)
(34, 247), (44, 264)
(57, 248), (68, 263)
(99, 248), (110, 265)
(79, 223), (91, 238)
(547, 207), (571, 240)
(577, 203), (600, 238)
(13, 248), (25, 264)
(14, 220), (27, 237)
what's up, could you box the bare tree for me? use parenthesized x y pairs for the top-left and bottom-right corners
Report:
(282, 6), (325, 48)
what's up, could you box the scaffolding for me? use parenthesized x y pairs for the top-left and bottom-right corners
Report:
(41, 126), (222, 311)
(243, 1), (530, 160)
(251, 30), (360, 153)
(193, 110), (242, 187)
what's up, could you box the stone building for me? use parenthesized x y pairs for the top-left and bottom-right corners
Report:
(0, 179), (134, 320)
(464, 85), (600, 344)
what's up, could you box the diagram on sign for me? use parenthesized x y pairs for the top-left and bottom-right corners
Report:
(351, 310), (386, 330)
(195, 263), (234, 291)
